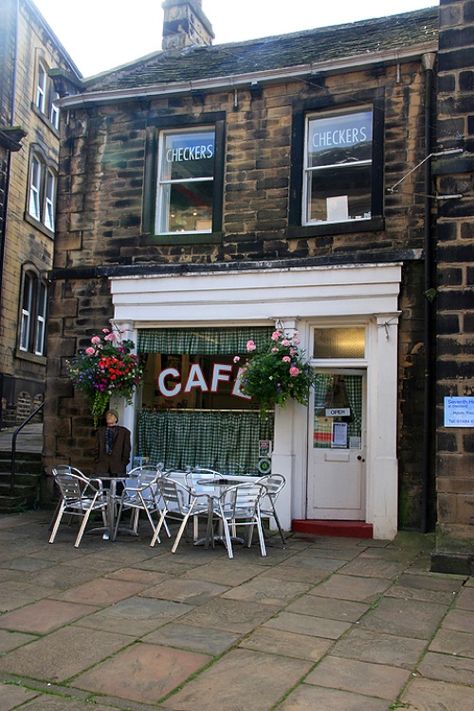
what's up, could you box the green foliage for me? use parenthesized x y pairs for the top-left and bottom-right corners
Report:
(239, 329), (315, 414)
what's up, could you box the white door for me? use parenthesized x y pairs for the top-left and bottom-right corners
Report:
(306, 370), (366, 520)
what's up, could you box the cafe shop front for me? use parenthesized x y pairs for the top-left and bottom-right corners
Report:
(109, 261), (401, 540)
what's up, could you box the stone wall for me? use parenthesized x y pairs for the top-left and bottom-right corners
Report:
(432, 0), (474, 569)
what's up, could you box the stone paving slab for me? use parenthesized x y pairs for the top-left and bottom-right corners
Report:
(182, 559), (264, 585)
(25, 564), (104, 591)
(238, 626), (333, 661)
(0, 581), (58, 613)
(0, 626), (131, 682)
(74, 596), (193, 636)
(0, 681), (38, 709)
(401, 676), (474, 709)
(443, 607), (474, 634)
(105, 567), (167, 585)
(286, 593), (369, 621)
(429, 627), (474, 658)
(52, 577), (148, 605)
(263, 610), (351, 639)
(256, 563), (328, 584)
(179, 597), (277, 633)
(0, 599), (98, 634)
(308, 573), (390, 602)
(418, 650), (474, 685)
(338, 557), (408, 578)
(278, 683), (390, 710)
(331, 627), (428, 668)
(72, 642), (210, 705)
(0, 629), (37, 653)
(164, 648), (312, 710)
(221, 575), (309, 607)
(304, 655), (410, 699)
(455, 585), (474, 610)
(143, 621), (240, 655)
(360, 596), (448, 639)
(140, 576), (229, 605)
(18, 697), (119, 710)
(0, 556), (55, 572)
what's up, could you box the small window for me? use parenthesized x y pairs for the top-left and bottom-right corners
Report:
(156, 127), (215, 234)
(313, 327), (365, 359)
(18, 270), (48, 356)
(49, 91), (60, 129)
(304, 109), (373, 225)
(28, 156), (42, 221)
(27, 151), (56, 232)
(35, 62), (47, 113)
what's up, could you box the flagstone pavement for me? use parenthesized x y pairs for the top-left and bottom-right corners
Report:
(0, 510), (473, 710)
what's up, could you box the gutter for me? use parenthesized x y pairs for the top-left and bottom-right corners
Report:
(60, 41), (437, 109)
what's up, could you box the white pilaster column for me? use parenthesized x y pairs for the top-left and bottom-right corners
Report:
(110, 319), (137, 470)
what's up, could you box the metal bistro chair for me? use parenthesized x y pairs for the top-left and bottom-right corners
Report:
(214, 482), (267, 559)
(49, 467), (107, 548)
(185, 467), (221, 541)
(257, 474), (287, 546)
(150, 477), (209, 552)
(112, 465), (170, 543)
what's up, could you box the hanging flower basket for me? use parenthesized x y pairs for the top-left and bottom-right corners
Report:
(66, 326), (144, 427)
(237, 329), (315, 415)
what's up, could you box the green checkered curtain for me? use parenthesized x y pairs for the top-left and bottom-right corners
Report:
(137, 409), (273, 475)
(137, 327), (273, 354)
(344, 374), (362, 440)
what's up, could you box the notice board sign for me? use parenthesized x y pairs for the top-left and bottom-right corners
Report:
(444, 397), (474, 427)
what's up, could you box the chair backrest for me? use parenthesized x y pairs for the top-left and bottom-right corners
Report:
(52, 468), (91, 501)
(219, 482), (265, 517)
(257, 474), (286, 498)
(165, 470), (189, 487)
(186, 469), (220, 492)
(158, 477), (191, 513)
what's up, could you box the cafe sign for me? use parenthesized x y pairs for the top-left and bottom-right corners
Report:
(157, 363), (251, 400)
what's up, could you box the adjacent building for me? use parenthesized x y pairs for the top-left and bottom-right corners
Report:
(44, 0), (473, 569)
(0, 0), (81, 427)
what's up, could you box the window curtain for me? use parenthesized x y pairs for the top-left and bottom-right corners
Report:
(344, 375), (362, 440)
(138, 409), (273, 475)
(138, 327), (273, 355)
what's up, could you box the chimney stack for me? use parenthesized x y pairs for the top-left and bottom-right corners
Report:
(162, 0), (214, 51)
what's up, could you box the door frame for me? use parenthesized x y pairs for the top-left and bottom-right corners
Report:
(306, 367), (367, 520)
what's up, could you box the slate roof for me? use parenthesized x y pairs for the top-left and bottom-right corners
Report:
(85, 7), (438, 92)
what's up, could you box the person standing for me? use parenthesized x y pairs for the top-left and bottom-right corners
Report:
(94, 409), (131, 478)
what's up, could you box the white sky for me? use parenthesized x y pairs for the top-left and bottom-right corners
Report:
(33, 0), (439, 77)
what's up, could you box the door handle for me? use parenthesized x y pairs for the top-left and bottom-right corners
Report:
(357, 455), (365, 462)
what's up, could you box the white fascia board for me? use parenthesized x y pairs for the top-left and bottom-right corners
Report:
(60, 42), (436, 109)
(110, 262), (402, 324)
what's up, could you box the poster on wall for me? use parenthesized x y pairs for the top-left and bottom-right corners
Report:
(331, 421), (348, 448)
(444, 397), (474, 427)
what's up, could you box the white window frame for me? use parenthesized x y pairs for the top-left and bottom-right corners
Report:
(35, 62), (47, 114)
(34, 282), (47, 356)
(302, 106), (373, 226)
(49, 91), (60, 129)
(20, 274), (33, 352)
(44, 169), (56, 231)
(28, 156), (42, 221)
(155, 126), (215, 235)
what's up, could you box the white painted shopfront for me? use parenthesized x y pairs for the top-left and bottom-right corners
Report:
(110, 262), (401, 540)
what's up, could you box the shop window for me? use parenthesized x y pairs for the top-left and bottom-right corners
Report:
(27, 151), (56, 232)
(289, 93), (384, 233)
(143, 114), (225, 240)
(18, 270), (48, 356)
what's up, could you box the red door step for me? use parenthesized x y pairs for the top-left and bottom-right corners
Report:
(292, 519), (373, 539)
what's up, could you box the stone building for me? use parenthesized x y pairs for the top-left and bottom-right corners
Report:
(0, 0), (81, 427)
(45, 0), (473, 567)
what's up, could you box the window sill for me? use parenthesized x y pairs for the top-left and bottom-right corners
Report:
(15, 349), (47, 366)
(24, 212), (55, 239)
(144, 232), (223, 245)
(287, 217), (384, 239)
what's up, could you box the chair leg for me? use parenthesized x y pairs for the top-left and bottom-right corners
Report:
(171, 511), (192, 553)
(113, 500), (125, 541)
(255, 514), (267, 557)
(270, 502), (286, 546)
(75, 504), (96, 547)
(150, 509), (167, 547)
(221, 518), (234, 559)
(48, 501), (66, 543)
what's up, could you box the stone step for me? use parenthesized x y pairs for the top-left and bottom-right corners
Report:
(292, 519), (374, 539)
(0, 453), (43, 475)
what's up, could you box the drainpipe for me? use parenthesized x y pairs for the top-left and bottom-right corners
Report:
(420, 52), (436, 533)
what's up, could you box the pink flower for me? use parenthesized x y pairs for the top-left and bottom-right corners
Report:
(246, 340), (256, 352)
(282, 356), (291, 363)
(271, 347), (279, 353)
(233, 356), (240, 363)
(91, 336), (101, 345)
(271, 330), (281, 341)
(289, 366), (300, 377)
(292, 337), (301, 345)
(289, 348), (297, 356)
(102, 328), (110, 334)
(85, 347), (95, 356)
(104, 332), (117, 342)
(281, 339), (290, 347)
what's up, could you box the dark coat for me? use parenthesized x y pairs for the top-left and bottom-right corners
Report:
(94, 425), (131, 476)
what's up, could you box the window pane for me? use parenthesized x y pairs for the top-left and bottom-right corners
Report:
(307, 111), (372, 168)
(35, 281), (47, 354)
(161, 130), (215, 180)
(159, 180), (213, 233)
(50, 93), (60, 129)
(313, 328), (365, 359)
(29, 157), (41, 220)
(20, 275), (33, 351)
(307, 163), (372, 223)
(36, 64), (46, 113)
(313, 373), (362, 449)
(44, 171), (55, 230)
